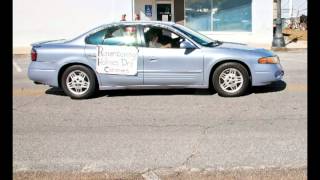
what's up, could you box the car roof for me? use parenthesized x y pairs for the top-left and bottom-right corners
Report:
(103, 21), (176, 26)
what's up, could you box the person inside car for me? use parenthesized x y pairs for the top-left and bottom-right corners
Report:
(148, 31), (171, 48)
(120, 14), (126, 21)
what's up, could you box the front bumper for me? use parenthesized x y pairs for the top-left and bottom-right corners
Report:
(252, 63), (284, 86)
(28, 61), (59, 87)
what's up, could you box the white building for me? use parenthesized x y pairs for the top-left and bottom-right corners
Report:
(13, 0), (274, 53)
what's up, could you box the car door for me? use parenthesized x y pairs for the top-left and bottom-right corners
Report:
(84, 24), (143, 87)
(140, 25), (204, 86)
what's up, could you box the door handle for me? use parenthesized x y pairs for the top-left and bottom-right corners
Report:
(149, 57), (158, 61)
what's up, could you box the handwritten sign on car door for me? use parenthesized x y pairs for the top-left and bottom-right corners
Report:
(96, 45), (138, 75)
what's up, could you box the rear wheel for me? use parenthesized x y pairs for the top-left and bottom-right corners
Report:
(212, 62), (250, 97)
(61, 65), (96, 99)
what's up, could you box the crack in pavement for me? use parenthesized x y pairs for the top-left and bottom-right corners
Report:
(180, 126), (210, 169)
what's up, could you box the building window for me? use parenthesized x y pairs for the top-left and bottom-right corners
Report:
(185, 0), (252, 32)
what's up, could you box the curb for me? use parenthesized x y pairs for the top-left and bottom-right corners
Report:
(271, 48), (307, 52)
(13, 54), (30, 58)
(13, 47), (32, 55)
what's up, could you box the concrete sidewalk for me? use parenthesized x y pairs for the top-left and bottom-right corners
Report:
(284, 40), (307, 49)
(248, 40), (307, 50)
(13, 47), (32, 55)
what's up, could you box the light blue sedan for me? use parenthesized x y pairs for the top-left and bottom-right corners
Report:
(28, 21), (284, 99)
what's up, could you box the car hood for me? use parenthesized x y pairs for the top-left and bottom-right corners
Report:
(215, 42), (275, 57)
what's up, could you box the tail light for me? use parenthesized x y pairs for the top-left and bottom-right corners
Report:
(31, 48), (37, 61)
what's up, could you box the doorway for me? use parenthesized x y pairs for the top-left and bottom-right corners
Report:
(156, 1), (173, 21)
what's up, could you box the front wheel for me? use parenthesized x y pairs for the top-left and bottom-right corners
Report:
(212, 62), (250, 97)
(61, 65), (97, 99)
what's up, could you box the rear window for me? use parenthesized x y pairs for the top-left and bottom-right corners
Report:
(85, 25), (138, 46)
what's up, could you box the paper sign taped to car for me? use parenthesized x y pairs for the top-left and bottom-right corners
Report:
(96, 45), (138, 75)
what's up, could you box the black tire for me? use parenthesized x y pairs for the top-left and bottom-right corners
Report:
(212, 62), (250, 97)
(61, 65), (97, 99)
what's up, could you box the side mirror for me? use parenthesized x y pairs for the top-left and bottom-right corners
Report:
(180, 40), (196, 49)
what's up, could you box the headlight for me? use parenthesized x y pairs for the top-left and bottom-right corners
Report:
(258, 56), (280, 64)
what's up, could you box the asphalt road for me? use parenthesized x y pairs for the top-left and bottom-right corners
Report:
(13, 50), (307, 173)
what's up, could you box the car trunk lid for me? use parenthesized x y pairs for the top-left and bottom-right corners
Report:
(31, 39), (67, 47)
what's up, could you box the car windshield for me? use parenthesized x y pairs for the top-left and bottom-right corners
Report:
(173, 24), (222, 47)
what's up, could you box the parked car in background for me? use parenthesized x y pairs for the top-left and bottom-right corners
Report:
(28, 21), (284, 99)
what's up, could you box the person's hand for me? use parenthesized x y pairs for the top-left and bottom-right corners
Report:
(162, 43), (171, 48)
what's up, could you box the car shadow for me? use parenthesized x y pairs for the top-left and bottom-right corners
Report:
(45, 88), (67, 96)
(249, 80), (287, 94)
(45, 87), (216, 98)
(96, 88), (216, 97)
(45, 81), (286, 98)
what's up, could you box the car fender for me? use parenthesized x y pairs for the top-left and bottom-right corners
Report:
(55, 56), (102, 87)
(204, 56), (253, 86)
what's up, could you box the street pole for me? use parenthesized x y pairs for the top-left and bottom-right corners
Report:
(272, 0), (285, 47)
(289, 0), (293, 18)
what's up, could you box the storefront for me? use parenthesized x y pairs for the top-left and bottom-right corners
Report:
(134, 0), (273, 47)
(13, 0), (274, 50)
(134, 0), (184, 24)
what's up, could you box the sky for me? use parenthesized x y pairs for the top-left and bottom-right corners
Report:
(281, 0), (307, 18)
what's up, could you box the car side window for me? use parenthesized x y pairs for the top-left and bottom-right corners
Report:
(86, 25), (138, 46)
(143, 26), (184, 49)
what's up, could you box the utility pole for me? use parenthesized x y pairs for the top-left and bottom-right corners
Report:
(289, 0), (293, 17)
(272, 0), (286, 48)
